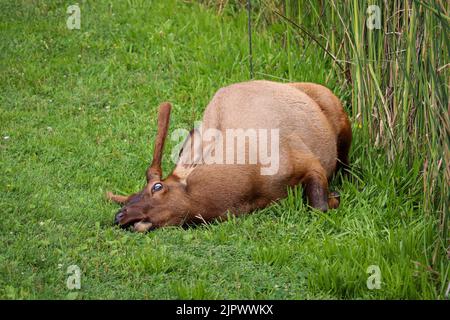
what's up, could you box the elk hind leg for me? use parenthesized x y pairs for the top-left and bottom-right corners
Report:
(301, 162), (341, 211)
(292, 153), (340, 211)
(302, 169), (330, 212)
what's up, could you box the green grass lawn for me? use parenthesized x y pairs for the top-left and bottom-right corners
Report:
(0, 0), (447, 299)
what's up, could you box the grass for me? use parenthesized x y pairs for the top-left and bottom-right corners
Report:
(0, 0), (448, 299)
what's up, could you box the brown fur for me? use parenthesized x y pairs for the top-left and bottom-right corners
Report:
(288, 82), (352, 171)
(108, 81), (352, 232)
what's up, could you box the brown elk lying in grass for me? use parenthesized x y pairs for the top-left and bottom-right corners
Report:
(107, 80), (352, 232)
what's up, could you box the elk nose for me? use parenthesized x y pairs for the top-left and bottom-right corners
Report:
(114, 209), (126, 225)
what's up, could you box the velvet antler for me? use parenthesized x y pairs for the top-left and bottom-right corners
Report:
(146, 102), (172, 182)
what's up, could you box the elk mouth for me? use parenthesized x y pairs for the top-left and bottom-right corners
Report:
(133, 221), (154, 233)
(114, 210), (155, 233)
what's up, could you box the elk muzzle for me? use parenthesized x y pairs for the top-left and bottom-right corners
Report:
(114, 207), (144, 227)
(114, 209), (126, 225)
(114, 207), (156, 232)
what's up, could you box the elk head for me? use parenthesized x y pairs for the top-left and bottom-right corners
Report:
(108, 102), (189, 232)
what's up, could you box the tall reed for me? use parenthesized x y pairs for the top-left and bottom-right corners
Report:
(284, 0), (449, 295)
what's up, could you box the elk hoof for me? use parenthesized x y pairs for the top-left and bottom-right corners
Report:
(328, 191), (340, 209)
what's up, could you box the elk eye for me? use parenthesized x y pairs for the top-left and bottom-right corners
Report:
(151, 183), (163, 193)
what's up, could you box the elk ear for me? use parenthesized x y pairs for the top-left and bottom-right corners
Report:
(173, 127), (202, 185)
(106, 191), (131, 204)
(147, 102), (172, 182)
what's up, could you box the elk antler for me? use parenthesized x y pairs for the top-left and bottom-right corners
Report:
(147, 102), (172, 182)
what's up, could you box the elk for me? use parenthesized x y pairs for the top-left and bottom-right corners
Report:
(107, 80), (352, 232)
